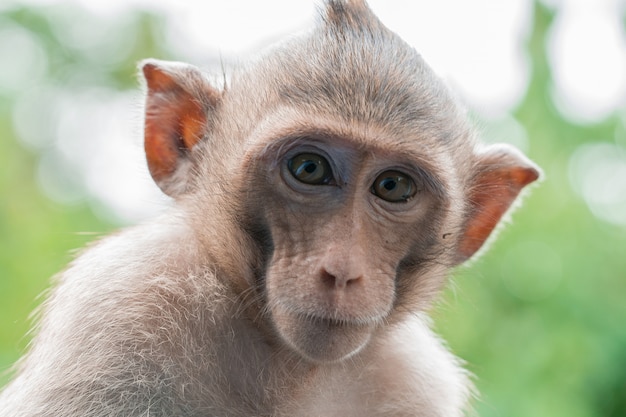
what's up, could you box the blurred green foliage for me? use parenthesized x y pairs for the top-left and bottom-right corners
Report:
(0, 2), (171, 383)
(0, 3), (625, 417)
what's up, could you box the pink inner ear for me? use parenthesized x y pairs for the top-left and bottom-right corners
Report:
(458, 163), (539, 261)
(142, 64), (207, 186)
(143, 63), (178, 92)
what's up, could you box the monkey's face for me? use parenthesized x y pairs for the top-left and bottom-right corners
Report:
(139, 2), (540, 366)
(244, 134), (449, 363)
(141, 56), (539, 364)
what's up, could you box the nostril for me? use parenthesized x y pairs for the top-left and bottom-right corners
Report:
(345, 276), (361, 286)
(320, 269), (337, 288)
(320, 268), (362, 289)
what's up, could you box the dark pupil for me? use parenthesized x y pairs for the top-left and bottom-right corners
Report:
(304, 162), (317, 174)
(383, 179), (396, 191)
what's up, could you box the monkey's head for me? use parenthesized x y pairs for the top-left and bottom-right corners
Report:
(139, 1), (540, 363)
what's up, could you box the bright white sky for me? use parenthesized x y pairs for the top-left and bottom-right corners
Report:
(2, 0), (626, 224)
(5, 0), (625, 120)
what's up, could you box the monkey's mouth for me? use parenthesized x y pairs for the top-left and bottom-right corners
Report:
(271, 305), (376, 363)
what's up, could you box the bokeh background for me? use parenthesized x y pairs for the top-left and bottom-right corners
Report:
(1, 0), (625, 416)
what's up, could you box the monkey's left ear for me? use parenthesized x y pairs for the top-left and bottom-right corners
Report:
(141, 59), (221, 196)
(455, 145), (541, 263)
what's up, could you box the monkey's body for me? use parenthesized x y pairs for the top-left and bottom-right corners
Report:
(0, 1), (539, 416)
(1, 220), (468, 417)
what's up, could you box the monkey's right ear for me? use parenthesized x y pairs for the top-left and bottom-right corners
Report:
(141, 59), (221, 196)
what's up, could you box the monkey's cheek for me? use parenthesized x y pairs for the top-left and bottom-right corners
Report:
(271, 306), (373, 363)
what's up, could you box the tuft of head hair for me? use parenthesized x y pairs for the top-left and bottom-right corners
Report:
(321, 0), (380, 31)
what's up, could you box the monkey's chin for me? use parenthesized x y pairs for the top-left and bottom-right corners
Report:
(271, 306), (374, 363)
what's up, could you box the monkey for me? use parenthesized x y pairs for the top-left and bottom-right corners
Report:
(0, 1), (540, 416)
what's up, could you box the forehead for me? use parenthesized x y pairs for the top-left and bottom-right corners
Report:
(252, 109), (443, 160)
(245, 5), (466, 152)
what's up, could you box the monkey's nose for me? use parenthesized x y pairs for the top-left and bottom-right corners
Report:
(319, 267), (363, 289)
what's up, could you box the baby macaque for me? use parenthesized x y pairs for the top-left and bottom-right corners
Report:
(0, 1), (540, 416)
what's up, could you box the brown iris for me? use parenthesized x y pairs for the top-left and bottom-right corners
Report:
(372, 170), (416, 202)
(288, 153), (334, 185)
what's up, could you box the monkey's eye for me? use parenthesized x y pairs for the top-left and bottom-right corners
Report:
(288, 153), (334, 185)
(372, 170), (416, 203)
